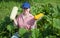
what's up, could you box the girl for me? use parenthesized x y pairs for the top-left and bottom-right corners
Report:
(14, 2), (36, 30)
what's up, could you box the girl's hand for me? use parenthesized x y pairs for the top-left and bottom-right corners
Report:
(13, 19), (18, 26)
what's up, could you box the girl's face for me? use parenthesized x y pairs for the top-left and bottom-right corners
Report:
(23, 8), (30, 13)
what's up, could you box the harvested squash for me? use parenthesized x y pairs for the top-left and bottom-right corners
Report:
(34, 13), (44, 20)
(10, 6), (18, 20)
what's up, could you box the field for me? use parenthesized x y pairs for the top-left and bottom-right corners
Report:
(0, 0), (60, 38)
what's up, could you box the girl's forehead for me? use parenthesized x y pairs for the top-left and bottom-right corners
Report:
(23, 8), (29, 10)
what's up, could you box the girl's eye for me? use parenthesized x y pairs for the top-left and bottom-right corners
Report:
(24, 8), (28, 9)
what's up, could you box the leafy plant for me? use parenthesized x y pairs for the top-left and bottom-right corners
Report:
(0, 0), (60, 38)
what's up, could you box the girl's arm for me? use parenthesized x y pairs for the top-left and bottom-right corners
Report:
(31, 18), (41, 29)
(13, 19), (18, 26)
(31, 20), (37, 29)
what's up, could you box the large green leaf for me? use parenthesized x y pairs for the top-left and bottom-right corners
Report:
(19, 28), (27, 36)
(31, 29), (40, 38)
(7, 24), (14, 32)
(53, 18), (60, 29)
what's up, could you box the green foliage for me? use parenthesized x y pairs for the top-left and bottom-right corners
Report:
(53, 18), (60, 29)
(0, 0), (60, 38)
(19, 28), (27, 36)
(7, 24), (14, 32)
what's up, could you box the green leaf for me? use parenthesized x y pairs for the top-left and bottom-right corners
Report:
(3, 36), (7, 38)
(31, 29), (36, 38)
(31, 29), (39, 38)
(19, 28), (27, 36)
(45, 35), (56, 38)
(53, 18), (60, 29)
(7, 24), (13, 32)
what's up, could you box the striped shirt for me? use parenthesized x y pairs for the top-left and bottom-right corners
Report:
(16, 13), (35, 30)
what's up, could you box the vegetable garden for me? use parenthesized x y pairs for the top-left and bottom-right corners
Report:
(0, 0), (60, 38)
